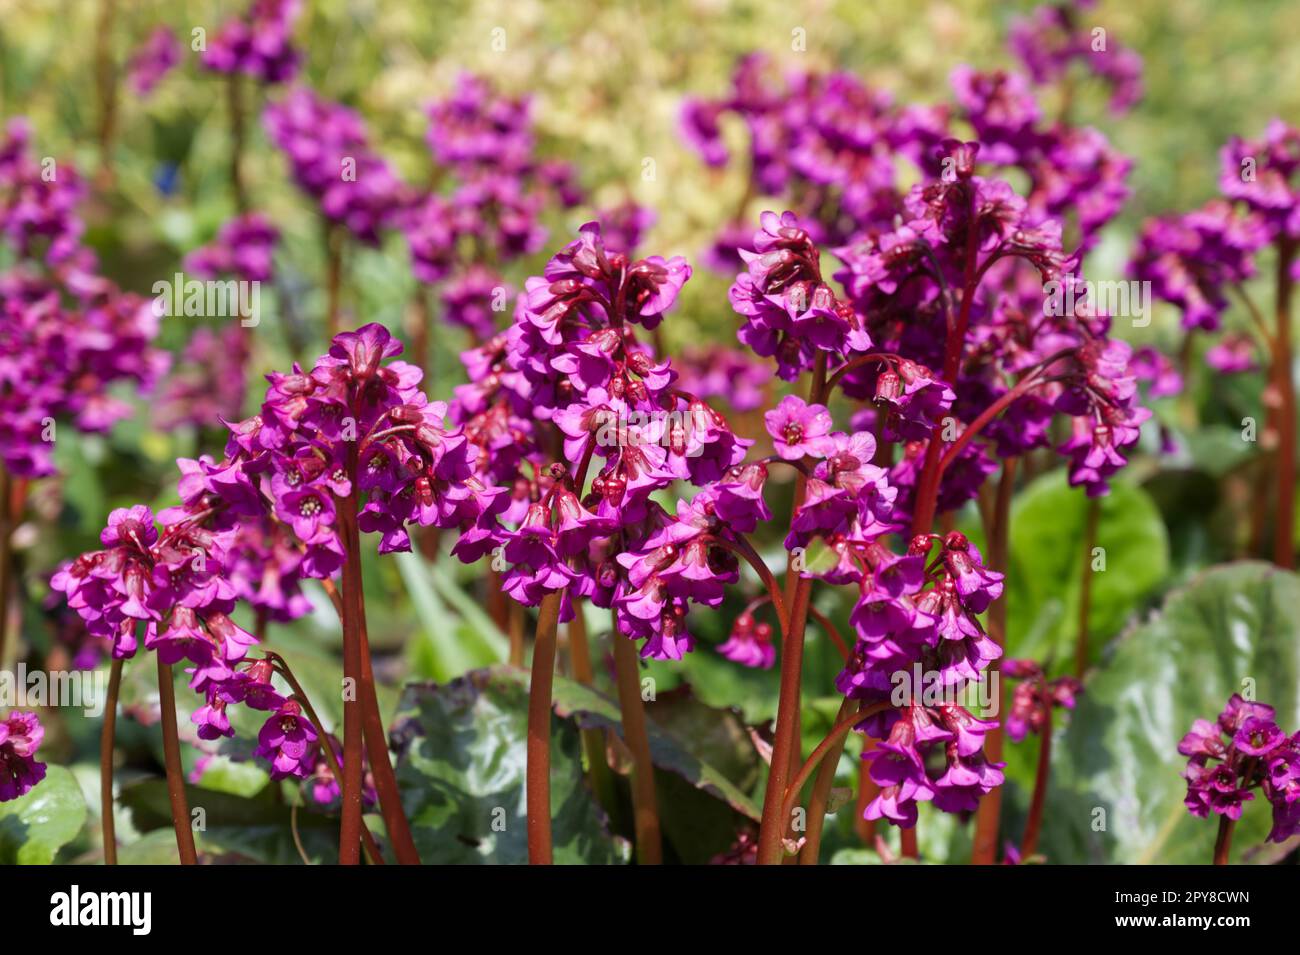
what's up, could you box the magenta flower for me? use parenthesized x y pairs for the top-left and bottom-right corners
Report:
(126, 26), (180, 96)
(1180, 695), (1300, 842)
(0, 712), (47, 802)
(255, 700), (319, 780)
(764, 395), (835, 460)
(717, 612), (775, 669)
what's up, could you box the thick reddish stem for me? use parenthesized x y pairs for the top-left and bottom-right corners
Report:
(357, 613), (421, 864)
(1213, 814), (1235, 865)
(611, 613), (662, 864)
(157, 658), (198, 865)
(336, 467), (365, 865)
(100, 657), (123, 865)
(1020, 701), (1053, 858)
(526, 590), (563, 864)
(756, 353), (827, 864)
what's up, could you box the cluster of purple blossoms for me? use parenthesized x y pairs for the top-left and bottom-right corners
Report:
(1131, 120), (1298, 369)
(690, 48), (1145, 512)
(729, 210), (873, 382)
(184, 212), (279, 284)
(1, 121), (164, 477)
(405, 74), (583, 340)
(452, 221), (759, 658)
(126, 26), (181, 96)
(1180, 695), (1300, 843)
(264, 88), (410, 245)
(682, 52), (1132, 254)
(1007, 1), (1143, 114)
(1001, 659), (1082, 742)
(201, 0), (302, 85)
(0, 712), (47, 802)
(1129, 200), (1270, 332)
(833, 531), (1007, 827)
(54, 324), (485, 784)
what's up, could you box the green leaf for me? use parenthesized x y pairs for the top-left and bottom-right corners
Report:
(392, 668), (629, 864)
(119, 779), (344, 864)
(499, 665), (763, 820)
(397, 552), (504, 681)
(1005, 471), (1170, 671)
(0, 766), (89, 864)
(1045, 562), (1300, 864)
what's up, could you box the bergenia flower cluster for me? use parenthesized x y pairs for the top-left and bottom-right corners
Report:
(201, 0), (303, 86)
(1131, 119), (1298, 367)
(126, 26), (181, 97)
(452, 220), (756, 659)
(1180, 695), (1300, 843)
(1007, 1), (1143, 114)
(264, 88), (410, 245)
(405, 73), (584, 340)
(1002, 659), (1082, 742)
(0, 119), (164, 477)
(53, 323), (485, 783)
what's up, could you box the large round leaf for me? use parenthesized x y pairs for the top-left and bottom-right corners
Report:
(392, 668), (630, 864)
(0, 766), (88, 864)
(1043, 562), (1300, 864)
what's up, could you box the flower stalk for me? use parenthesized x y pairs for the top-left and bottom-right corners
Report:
(526, 590), (563, 864)
(100, 657), (123, 865)
(612, 613), (662, 864)
(156, 658), (198, 865)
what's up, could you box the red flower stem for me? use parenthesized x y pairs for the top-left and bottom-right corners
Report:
(508, 601), (525, 666)
(757, 576), (812, 864)
(970, 457), (1016, 864)
(808, 606), (849, 661)
(269, 654), (383, 865)
(487, 568), (509, 632)
(854, 761), (878, 846)
(356, 598), (422, 864)
(780, 700), (891, 830)
(1213, 815), (1235, 866)
(100, 657), (123, 865)
(1019, 698), (1053, 858)
(156, 658), (198, 865)
(756, 353), (827, 865)
(902, 229), (983, 856)
(335, 454), (365, 865)
(937, 362), (1075, 476)
(798, 696), (856, 865)
(911, 205), (982, 540)
(822, 352), (901, 398)
(611, 610), (662, 865)
(526, 589), (563, 864)
(1074, 496), (1101, 677)
(712, 535), (788, 631)
(1273, 237), (1296, 569)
